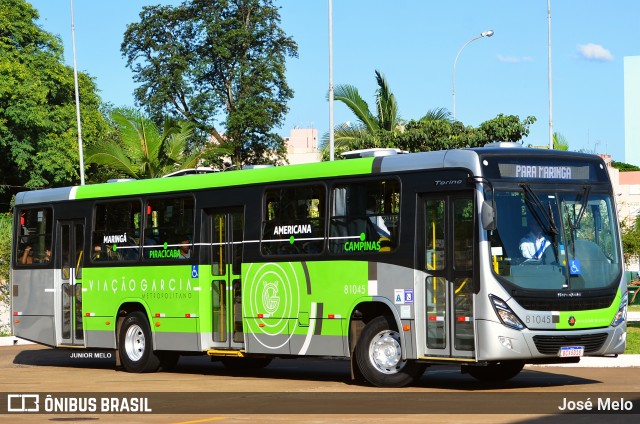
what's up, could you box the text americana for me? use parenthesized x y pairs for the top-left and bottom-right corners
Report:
(273, 224), (312, 236)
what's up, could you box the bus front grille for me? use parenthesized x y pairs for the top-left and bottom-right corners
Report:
(532, 333), (608, 355)
(516, 295), (615, 311)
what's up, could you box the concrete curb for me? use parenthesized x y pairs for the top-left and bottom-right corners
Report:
(0, 336), (34, 347)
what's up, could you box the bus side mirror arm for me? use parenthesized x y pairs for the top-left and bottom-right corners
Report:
(468, 176), (497, 231)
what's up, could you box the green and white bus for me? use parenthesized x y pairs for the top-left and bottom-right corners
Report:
(10, 143), (628, 387)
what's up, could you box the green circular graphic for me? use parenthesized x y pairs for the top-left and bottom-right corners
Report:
(289, 235), (295, 244)
(360, 232), (366, 241)
(244, 262), (302, 350)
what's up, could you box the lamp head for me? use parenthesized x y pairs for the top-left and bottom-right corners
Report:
(481, 30), (494, 37)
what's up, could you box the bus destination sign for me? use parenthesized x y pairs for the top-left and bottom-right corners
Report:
(498, 163), (590, 180)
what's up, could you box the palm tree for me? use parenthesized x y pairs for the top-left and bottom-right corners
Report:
(323, 71), (452, 159)
(553, 132), (569, 151)
(86, 108), (201, 179)
(322, 70), (401, 158)
(418, 107), (451, 122)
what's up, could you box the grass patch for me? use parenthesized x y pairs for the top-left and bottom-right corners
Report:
(626, 322), (640, 354)
(629, 302), (640, 354)
(0, 324), (11, 337)
(624, 321), (640, 355)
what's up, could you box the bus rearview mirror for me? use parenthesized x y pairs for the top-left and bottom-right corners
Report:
(481, 201), (496, 231)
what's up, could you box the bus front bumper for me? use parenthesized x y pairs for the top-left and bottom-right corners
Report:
(476, 319), (627, 362)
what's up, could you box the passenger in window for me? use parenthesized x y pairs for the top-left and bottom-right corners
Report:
(23, 246), (51, 264)
(179, 237), (191, 259)
(40, 247), (51, 263)
(20, 244), (35, 264)
(366, 197), (391, 238)
(92, 244), (105, 261)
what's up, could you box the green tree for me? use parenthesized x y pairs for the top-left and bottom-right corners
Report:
(322, 70), (402, 159)
(611, 161), (640, 172)
(0, 0), (111, 207)
(622, 215), (640, 268)
(323, 70), (538, 159)
(335, 69), (401, 134)
(122, 0), (297, 167)
(395, 117), (482, 152)
(86, 108), (202, 179)
(478, 114), (537, 143)
(0, 213), (11, 307)
(0, 212), (10, 335)
(393, 113), (537, 153)
(553, 132), (569, 151)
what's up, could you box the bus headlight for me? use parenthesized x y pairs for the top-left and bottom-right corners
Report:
(611, 291), (628, 327)
(490, 295), (525, 330)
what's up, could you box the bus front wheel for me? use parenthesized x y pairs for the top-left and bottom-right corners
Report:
(355, 316), (426, 387)
(118, 311), (161, 373)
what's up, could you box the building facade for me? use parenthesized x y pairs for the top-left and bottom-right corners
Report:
(603, 154), (640, 271)
(284, 128), (321, 165)
(624, 56), (640, 167)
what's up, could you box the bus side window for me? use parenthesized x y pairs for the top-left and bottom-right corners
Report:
(15, 207), (53, 266)
(261, 185), (325, 256)
(330, 179), (400, 254)
(92, 200), (141, 262)
(144, 196), (194, 261)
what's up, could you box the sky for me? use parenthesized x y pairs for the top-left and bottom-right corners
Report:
(26, 1), (640, 163)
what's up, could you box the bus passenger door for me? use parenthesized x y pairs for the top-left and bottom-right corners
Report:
(419, 193), (475, 359)
(57, 220), (85, 346)
(208, 208), (244, 350)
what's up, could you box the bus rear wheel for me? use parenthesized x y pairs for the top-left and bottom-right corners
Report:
(355, 316), (426, 387)
(118, 311), (160, 373)
(464, 360), (524, 382)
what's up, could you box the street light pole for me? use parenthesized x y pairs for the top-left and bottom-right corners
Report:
(70, 0), (85, 185)
(547, 0), (554, 149)
(452, 30), (494, 122)
(328, 0), (335, 161)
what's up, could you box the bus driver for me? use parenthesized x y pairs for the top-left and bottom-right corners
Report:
(519, 220), (549, 260)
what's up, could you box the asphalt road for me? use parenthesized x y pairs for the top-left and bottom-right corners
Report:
(0, 344), (638, 423)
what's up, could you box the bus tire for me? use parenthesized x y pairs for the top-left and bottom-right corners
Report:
(464, 360), (524, 382)
(355, 315), (426, 387)
(118, 311), (160, 373)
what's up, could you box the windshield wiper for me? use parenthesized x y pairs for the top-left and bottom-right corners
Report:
(564, 185), (591, 261)
(520, 184), (559, 236)
(569, 185), (591, 231)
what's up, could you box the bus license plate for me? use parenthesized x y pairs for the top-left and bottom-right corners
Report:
(559, 346), (584, 357)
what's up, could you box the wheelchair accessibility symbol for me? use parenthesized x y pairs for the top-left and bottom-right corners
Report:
(191, 265), (199, 278)
(569, 259), (581, 275)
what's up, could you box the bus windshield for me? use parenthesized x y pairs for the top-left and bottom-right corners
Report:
(490, 188), (621, 291)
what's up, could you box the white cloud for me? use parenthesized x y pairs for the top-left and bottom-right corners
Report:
(497, 54), (534, 63)
(577, 43), (613, 61)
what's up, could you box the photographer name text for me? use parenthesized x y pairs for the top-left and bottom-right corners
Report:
(558, 397), (634, 412)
